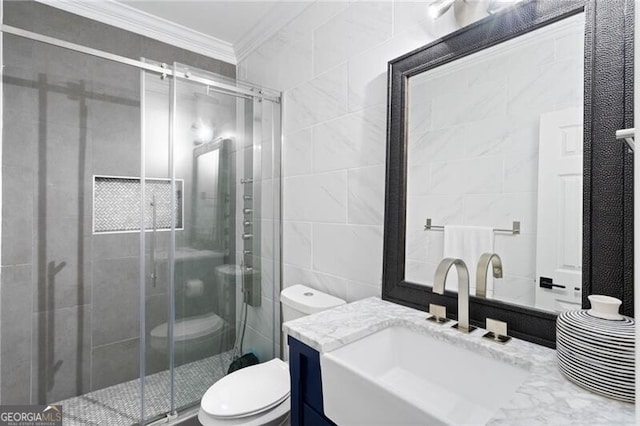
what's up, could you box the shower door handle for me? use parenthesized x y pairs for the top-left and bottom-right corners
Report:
(150, 194), (158, 288)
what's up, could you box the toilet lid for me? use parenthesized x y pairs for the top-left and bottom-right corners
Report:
(201, 358), (290, 419)
(150, 313), (224, 341)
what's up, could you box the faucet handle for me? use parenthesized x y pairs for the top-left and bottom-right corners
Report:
(483, 318), (511, 343)
(426, 304), (450, 324)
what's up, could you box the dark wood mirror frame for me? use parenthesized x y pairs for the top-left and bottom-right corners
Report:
(382, 0), (634, 348)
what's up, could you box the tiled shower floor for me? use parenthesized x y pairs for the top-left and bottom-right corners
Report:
(55, 350), (234, 425)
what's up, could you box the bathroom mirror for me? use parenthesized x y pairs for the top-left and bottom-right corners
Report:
(383, 0), (633, 348)
(405, 12), (584, 313)
(191, 139), (231, 250)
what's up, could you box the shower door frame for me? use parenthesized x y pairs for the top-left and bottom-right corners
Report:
(142, 63), (283, 423)
(0, 23), (283, 425)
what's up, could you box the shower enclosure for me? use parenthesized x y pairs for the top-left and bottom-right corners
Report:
(1, 18), (281, 425)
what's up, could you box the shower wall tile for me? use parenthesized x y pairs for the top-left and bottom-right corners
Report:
(33, 217), (92, 312)
(2, 66), (38, 125)
(91, 338), (139, 392)
(89, 121), (140, 178)
(90, 57), (140, 96)
(313, 1), (392, 76)
(92, 233), (140, 260)
(31, 305), (92, 403)
(2, 165), (34, 266)
(45, 182), (93, 226)
(86, 96), (140, 139)
(42, 122), (91, 191)
(2, 113), (37, 170)
(3, 34), (35, 70)
(92, 257), (140, 347)
(44, 86), (93, 131)
(0, 265), (33, 404)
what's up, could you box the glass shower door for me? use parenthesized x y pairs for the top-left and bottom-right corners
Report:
(140, 63), (174, 423)
(169, 63), (280, 413)
(140, 62), (281, 422)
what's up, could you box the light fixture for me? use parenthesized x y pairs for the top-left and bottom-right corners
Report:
(429, 0), (523, 26)
(429, 0), (456, 19)
(192, 120), (215, 145)
(486, 0), (523, 15)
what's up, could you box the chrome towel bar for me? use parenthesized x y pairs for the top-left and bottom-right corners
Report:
(423, 218), (521, 235)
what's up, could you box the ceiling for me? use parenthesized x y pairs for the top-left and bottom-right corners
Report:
(118, 1), (307, 45)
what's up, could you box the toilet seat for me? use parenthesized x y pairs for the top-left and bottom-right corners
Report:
(198, 397), (290, 426)
(201, 358), (290, 419)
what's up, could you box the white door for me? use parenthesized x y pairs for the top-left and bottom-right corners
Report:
(534, 108), (583, 312)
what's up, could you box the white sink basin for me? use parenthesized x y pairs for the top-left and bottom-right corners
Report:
(320, 325), (530, 425)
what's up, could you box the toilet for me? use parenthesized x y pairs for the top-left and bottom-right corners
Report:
(150, 249), (231, 365)
(150, 312), (228, 364)
(198, 284), (346, 426)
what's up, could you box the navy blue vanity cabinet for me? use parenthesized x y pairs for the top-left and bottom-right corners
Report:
(288, 336), (337, 426)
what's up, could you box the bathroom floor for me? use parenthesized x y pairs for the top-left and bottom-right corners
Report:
(55, 350), (234, 425)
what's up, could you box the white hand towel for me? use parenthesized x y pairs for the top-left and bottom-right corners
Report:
(443, 225), (495, 297)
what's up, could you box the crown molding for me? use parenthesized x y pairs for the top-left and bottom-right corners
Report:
(234, 2), (311, 63)
(34, 0), (237, 64)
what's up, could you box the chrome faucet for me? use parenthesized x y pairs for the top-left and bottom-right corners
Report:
(476, 253), (503, 298)
(433, 258), (473, 333)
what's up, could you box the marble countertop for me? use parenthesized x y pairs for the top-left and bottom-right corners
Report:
(283, 297), (634, 426)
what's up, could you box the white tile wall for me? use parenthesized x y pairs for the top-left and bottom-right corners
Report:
(239, 1), (458, 303)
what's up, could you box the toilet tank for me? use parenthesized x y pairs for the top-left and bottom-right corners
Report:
(280, 284), (346, 322)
